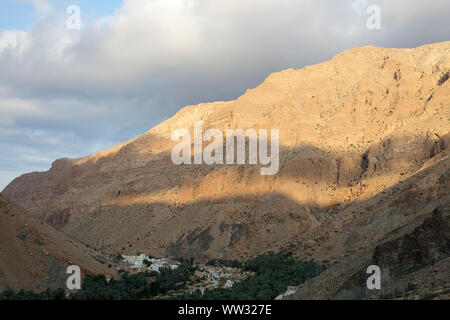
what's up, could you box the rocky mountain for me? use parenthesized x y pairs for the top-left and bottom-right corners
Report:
(313, 205), (449, 300)
(0, 193), (115, 292)
(287, 205), (450, 300)
(3, 40), (450, 291)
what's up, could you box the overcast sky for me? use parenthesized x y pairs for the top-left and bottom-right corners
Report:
(0, 0), (449, 190)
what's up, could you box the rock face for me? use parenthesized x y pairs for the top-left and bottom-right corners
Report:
(333, 206), (449, 300)
(3, 42), (450, 267)
(0, 194), (115, 292)
(372, 207), (449, 274)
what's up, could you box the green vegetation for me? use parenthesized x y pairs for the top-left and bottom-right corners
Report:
(421, 293), (439, 300)
(0, 288), (66, 300)
(379, 293), (394, 300)
(112, 253), (123, 262)
(71, 262), (194, 300)
(206, 259), (244, 269)
(406, 283), (418, 292)
(178, 252), (324, 300)
(0, 261), (195, 300)
(0, 252), (324, 300)
(16, 229), (29, 241)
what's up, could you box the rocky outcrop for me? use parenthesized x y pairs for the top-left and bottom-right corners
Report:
(374, 207), (449, 273)
(283, 156), (449, 300)
(333, 206), (449, 300)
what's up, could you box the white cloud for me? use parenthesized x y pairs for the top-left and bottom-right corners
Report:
(0, 30), (32, 58)
(31, 0), (54, 17)
(2, 0), (448, 99)
(351, 0), (373, 15)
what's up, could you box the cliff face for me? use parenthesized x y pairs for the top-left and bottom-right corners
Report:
(373, 206), (450, 273)
(3, 42), (450, 265)
(0, 194), (115, 292)
(286, 205), (450, 300)
(332, 206), (450, 300)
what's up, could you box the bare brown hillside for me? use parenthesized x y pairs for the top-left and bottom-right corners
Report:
(3, 41), (450, 272)
(0, 194), (115, 292)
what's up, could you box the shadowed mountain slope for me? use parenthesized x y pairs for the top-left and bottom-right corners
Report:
(0, 194), (115, 292)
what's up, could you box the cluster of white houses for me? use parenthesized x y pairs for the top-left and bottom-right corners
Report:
(119, 255), (254, 295)
(121, 254), (180, 272)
